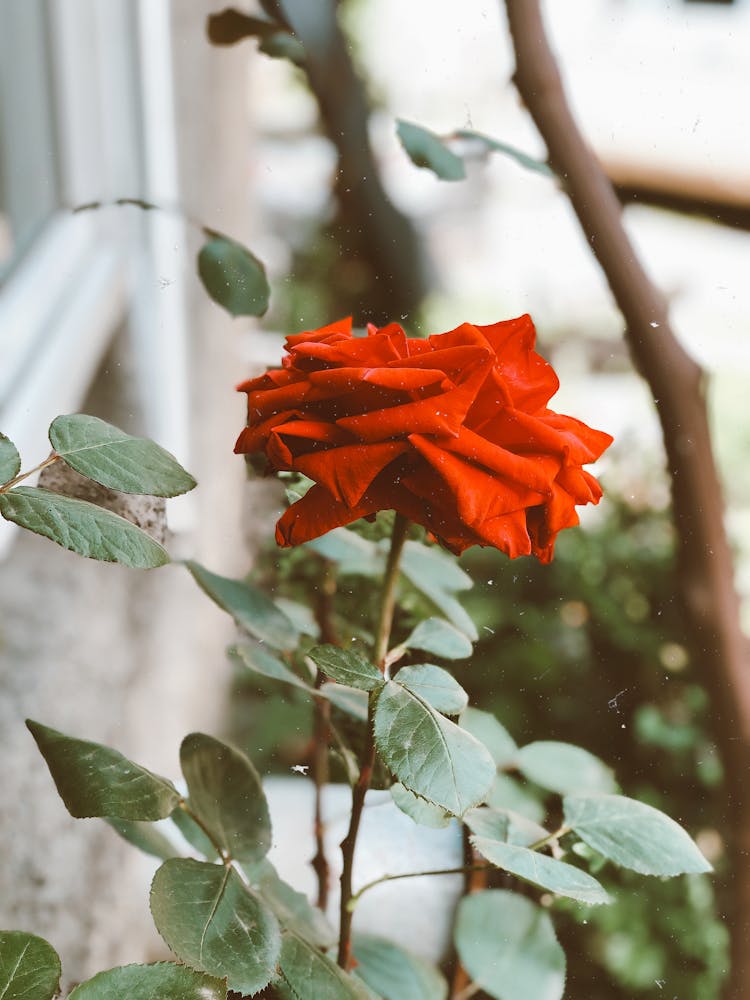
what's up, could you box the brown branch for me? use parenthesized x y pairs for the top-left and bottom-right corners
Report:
(283, 3), (426, 322)
(503, 3), (750, 994)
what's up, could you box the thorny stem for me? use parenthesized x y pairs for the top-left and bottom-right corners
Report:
(311, 675), (331, 910)
(178, 799), (230, 865)
(337, 513), (410, 969)
(346, 864), (492, 912)
(0, 454), (60, 493)
(310, 561), (338, 911)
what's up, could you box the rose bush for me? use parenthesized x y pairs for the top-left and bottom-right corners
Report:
(236, 316), (612, 561)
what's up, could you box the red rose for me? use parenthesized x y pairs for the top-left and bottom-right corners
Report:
(235, 316), (612, 562)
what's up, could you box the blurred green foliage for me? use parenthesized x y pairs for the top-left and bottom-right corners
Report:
(230, 485), (729, 997)
(462, 494), (728, 998)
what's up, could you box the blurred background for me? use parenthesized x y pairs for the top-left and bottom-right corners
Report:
(1, 0), (748, 995)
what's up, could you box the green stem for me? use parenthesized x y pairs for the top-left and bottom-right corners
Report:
(372, 514), (410, 670)
(347, 863), (492, 913)
(527, 824), (571, 852)
(337, 513), (410, 970)
(0, 454), (59, 493)
(178, 799), (230, 865)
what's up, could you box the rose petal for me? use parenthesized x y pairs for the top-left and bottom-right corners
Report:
(481, 408), (612, 464)
(275, 484), (380, 546)
(234, 410), (300, 454)
(292, 441), (409, 507)
(437, 426), (561, 494)
(400, 464), (532, 557)
(476, 314), (560, 411)
(408, 434), (547, 524)
(338, 356), (493, 442)
(309, 366), (450, 394)
(238, 314), (613, 561)
(555, 465), (604, 504)
(285, 316), (353, 346)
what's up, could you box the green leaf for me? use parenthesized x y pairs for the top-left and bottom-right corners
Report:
(275, 597), (321, 639)
(207, 9), (275, 43)
(197, 235), (270, 317)
(206, 8), (304, 64)
(516, 741), (616, 795)
(333, 744), (361, 787)
(464, 807), (548, 848)
(563, 793), (712, 876)
(0, 487), (170, 567)
(459, 707), (518, 767)
(400, 543), (477, 641)
(106, 818), (179, 861)
(373, 681), (494, 815)
(308, 644), (384, 692)
(49, 414), (196, 497)
(244, 859), (336, 949)
(454, 129), (554, 176)
(396, 120), (466, 181)
(395, 664), (468, 716)
(353, 934), (448, 1000)
(278, 931), (373, 999)
(470, 836), (611, 905)
(186, 561), (298, 651)
(306, 527), (382, 576)
(0, 931), (61, 1000)
(170, 805), (219, 860)
(486, 774), (545, 824)
(27, 720), (180, 820)
(0, 433), (21, 485)
(232, 642), (311, 691)
(150, 858), (281, 995)
(454, 890), (565, 1000)
(390, 782), (453, 829)
(259, 30), (305, 65)
(68, 962), (226, 999)
(401, 540), (472, 591)
(318, 682), (369, 721)
(180, 733), (271, 864)
(403, 618), (472, 660)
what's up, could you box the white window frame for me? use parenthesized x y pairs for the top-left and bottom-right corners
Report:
(0, 0), (191, 557)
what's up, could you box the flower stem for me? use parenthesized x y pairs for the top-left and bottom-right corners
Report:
(337, 513), (409, 969)
(372, 514), (410, 669)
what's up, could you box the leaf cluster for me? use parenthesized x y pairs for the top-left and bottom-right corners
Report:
(0, 415), (196, 567)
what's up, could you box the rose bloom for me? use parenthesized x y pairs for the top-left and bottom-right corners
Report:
(235, 316), (612, 562)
